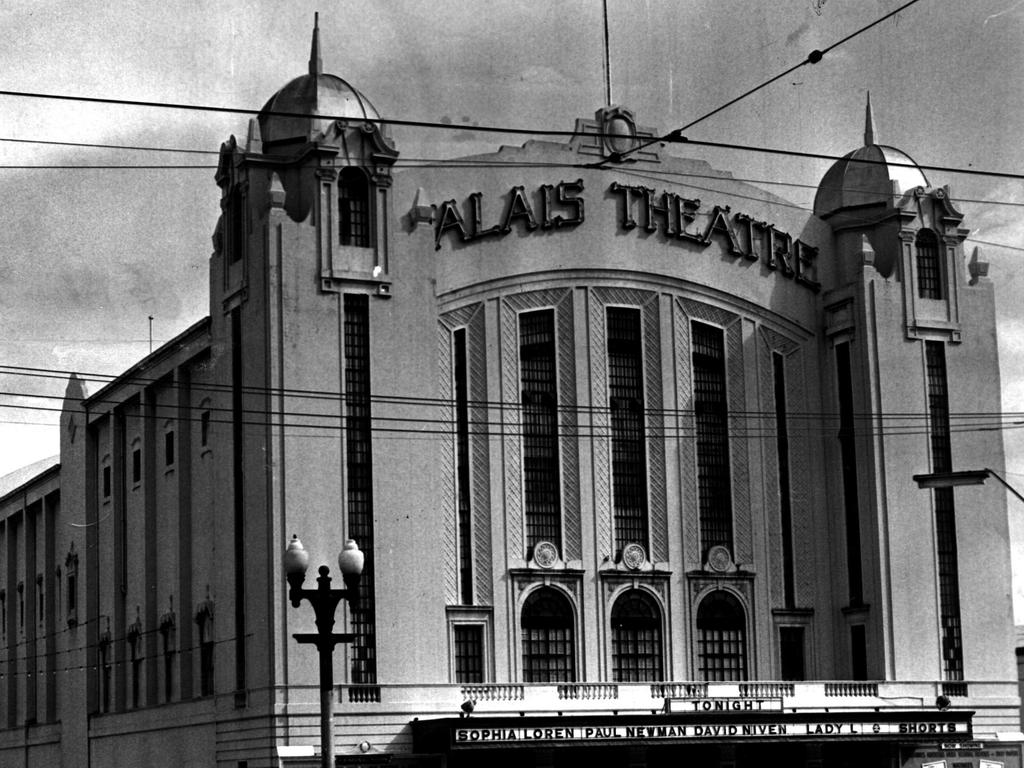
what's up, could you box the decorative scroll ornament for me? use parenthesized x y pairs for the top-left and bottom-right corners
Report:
(533, 541), (559, 569)
(706, 545), (733, 573)
(621, 542), (647, 571)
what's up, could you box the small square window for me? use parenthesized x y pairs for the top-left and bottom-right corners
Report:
(165, 431), (175, 467)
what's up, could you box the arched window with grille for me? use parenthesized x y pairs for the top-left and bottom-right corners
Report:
(611, 590), (663, 682)
(521, 587), (575, 682)
(696, 590), (747, 681)
(338, 168), (371, 247)
(916, 228), (942, 299)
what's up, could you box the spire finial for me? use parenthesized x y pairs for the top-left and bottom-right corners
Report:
(309, 12), (323, 76)
(864, 91), (878, 146)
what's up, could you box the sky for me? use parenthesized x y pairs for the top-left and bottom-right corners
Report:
(1, 0), (1023, 617)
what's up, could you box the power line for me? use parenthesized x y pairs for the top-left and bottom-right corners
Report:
(616, 0), (926, 161)
(3, 387), (1023, 443)
(4, 363), (1024, 422)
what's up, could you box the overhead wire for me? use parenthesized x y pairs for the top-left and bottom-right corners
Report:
(4, 362), (1024, 423)
(613, 0), (926, 161)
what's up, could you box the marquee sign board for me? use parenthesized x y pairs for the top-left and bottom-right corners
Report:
(412, 709), (975, 752)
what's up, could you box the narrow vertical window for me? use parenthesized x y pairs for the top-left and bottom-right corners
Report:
(773, 352), (796, 607)
(102, 464), (111, 499)
(128, 630), (141, 708)
(916, 229), (942, 300)
(519, 309), (562, 556)
(454, 328), (473, 605)
(692, 322), (732, 557)
(65, 546), (78, 626)
(608, 308), (649, 553)
(697, 591), (747, 681)
(200, 410), (211, 447)
(132, 447), (141, 484)
(454, 625), (485, 683)
(835, 342), (864, 605)
(926, 341), (963, 680)
(611, 590), (663, 682)
(18, 582), (24, 630)
(850, 624), (868, 680)
(164, 430), (175, 467)
(339, 168), (370, 247)
(36, 574), (43, 623)
(779, 626), (805, 681)
(0, 591), (5, 636)
(161, 621), (175, 703)
(345, 294), (377, 684)
(521, 587), (575, 683)
(99, 638), (112, 713)
(197, 610), (214, 697)
(229, 185), (245, 263)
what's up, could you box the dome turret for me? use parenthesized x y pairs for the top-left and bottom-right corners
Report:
(814, 93), (929, 221)
(257, 15), (382, 149)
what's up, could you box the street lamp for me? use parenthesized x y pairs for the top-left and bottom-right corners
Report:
(912, 467), (1024, 504)
(283, 534), (365, 768)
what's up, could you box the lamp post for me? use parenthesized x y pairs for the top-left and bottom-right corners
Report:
(912, 467), (1024, 504)
(283, 535), (364, 768)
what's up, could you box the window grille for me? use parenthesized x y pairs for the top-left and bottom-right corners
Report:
(521, 588), (575, 682)
(697, 591), (747, 681)
(611, 590), (663, 682)
(926, 341), (963, 680)
(339, 169), (371, 247)
(519, 310), (562, 554)
(608, 308), (649, 552)
(454, 625), (485, 683)
(454, 329), (473, 604)
(836, 342), (864, 604)
(692, 323), (732, 557)
(916, 229), (942, 299)
(345, 294), (377, 684)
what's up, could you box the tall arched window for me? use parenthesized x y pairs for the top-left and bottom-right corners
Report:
(521, 587), (575, 682)
(697, 590), (747, 681)
(916, 229), (942, 299)
(338, 168), (371, 247)
(611, 590), (663, 682)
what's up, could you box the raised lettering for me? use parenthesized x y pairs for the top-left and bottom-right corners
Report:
(501, 186), (539, 233)
(469, 192), (502, 241)
(702, 205), (744, 256)
(610, 181), (643, 229)
(555, 179), (585, 227)
(434, 200), (470, 251)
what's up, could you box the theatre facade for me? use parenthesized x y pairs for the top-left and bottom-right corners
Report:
(0, 23), (1021, 768)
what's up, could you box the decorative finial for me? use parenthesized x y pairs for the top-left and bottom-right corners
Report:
(864, 91), (878, 146)
(309, 12), (323, 76)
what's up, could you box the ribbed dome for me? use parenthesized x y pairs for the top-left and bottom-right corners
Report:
(258, 73), (380, 146)
(813, 94), (929, 219)
(256, 16), (381, 148)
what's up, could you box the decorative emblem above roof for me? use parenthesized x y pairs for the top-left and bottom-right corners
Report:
(570, 106), (661, 164)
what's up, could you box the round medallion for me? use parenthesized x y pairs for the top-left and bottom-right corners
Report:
(533, 541), (559, 569)
(706, 545), (733, 573)
(621, 542), (647, 571)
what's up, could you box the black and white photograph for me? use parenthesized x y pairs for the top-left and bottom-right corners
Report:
(1, 2), (1023, 766)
